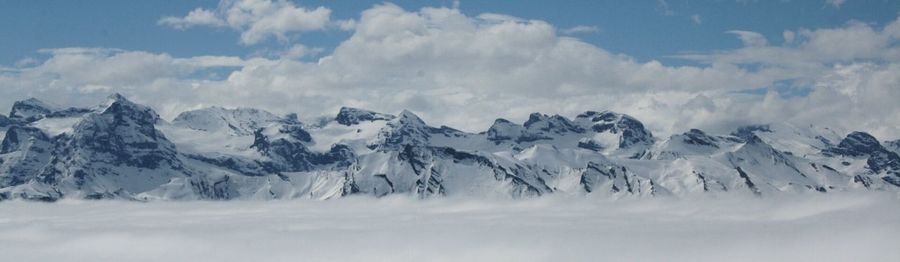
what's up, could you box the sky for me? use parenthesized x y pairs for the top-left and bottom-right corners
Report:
(1, 0), (900, 139)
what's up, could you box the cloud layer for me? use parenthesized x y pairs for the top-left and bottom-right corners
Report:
(2, 193), (899, 262)
(3, 2), (900, 139)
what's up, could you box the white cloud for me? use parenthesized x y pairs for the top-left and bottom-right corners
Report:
(783, 30), (796, 44)
(158, 8), (225, 29)
(826, 0), (847, 9)
(4, 4), (900, 140)
(562, 25), (599, 34)
(691, 14), (702, 25)
(280, 44), (323, 59)
(727, 30), (769, 47)
(336, 19), (357, 31)
(656, 0), (675, 16)
(1, 194), (898, 262)
(158, 0), (333, 45)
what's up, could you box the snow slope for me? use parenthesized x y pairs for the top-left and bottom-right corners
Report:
(1, 94), (899, 201)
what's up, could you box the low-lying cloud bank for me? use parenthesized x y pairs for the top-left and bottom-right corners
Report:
(2, 193), (899, 262)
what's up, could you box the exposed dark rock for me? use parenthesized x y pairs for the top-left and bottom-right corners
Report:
(335, 107), (395, 126)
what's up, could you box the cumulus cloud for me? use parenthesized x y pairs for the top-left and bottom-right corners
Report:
(656, 0), (675, 16)
(827, 0), (847, 9)
(728, 30), (769, 47)
(158, 8), (225, 29)
(3, 3), (900, 140)
(691, 14), (702, 25)
(1, 193), (898, 262)
(562, 25), (599, 34)
(158, 0), (333, 44)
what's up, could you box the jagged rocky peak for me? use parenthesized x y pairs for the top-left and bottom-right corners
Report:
(100, 93), (160, 124)
(64, 93), (180, 169)
(0, 125), (50, 154)
(395, 110), (429, 128)
(369, 110), (431, 150)
(576, 110), (654, 148)
(682, 129), (720, 148)
(524, 113), (585, 134)
(823, 132), (900, 184)
(830, 131), (883, 157)
(487, 118), (526, 142)
(731, 124), (772, 141)
(651, 129), (722, 160)
(335, 107), (395, 126)
(173, 106), (282, 136)
(5, 92), (900, 201)
(0, 125), (54, 188)
(9, 97), (60, 122)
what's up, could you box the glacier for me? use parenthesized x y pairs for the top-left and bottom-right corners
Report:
(1, 93), (899, 201)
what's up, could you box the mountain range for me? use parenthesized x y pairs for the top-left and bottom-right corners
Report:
(1, 94), (898, 201)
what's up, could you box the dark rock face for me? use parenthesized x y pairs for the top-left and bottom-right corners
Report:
(26, 94), (186, 197)
(9, 98), (56, 122)
(830, 132), (884, 157)
(0, 126), (54, 187)
(0, 114), (10, 127)
(613, 116), (653, 149)
(335, 107), (395, 126)
(825, 132), (900, 179)
(1, 126), (50, 154)
(731, 125), (772, 141)
(46, 108), (93, 118)
(576, 111), (653, 149)
(580, 161), (653, 195)
(682, 129), (720, 148)
(5, 93), (900, 201)
(8, 98), (93, 124)
(64, 95), (181, 169)
(369, 110), (431, 150)
(251, 121), (354, 172)
(524, 113), (586, 135)
(277, 119), (313, 143)
(487, 118), (547, 144)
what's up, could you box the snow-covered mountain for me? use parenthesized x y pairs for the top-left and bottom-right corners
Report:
(1, 94), (899, 201)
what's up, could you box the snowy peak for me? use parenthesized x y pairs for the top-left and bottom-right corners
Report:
(824, 132), (900, 181)
(335, 107), (395, 126)
(487, 118), (528, 143)
(652, 128), (736, 159)
(0, 125), (54, 188)
(63, 93), (179, 170)
(368, 110), (431, 150)
(682, 129), (723, 148)
(524, 113), (586, 135)
(0, 125), (50, 154)
(9, 98), (60, 122)
(100, 93), (160, 125)
(173, 106), (282, 136)
(731, 125), (774, 141)
(3, 93), (900, 201)
(576, 111), (653, 148)
(829, 132), (883, 157)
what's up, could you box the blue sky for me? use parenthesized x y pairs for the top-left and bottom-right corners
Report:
(2, 0), (898, 65)
(2, 0), (900, 138)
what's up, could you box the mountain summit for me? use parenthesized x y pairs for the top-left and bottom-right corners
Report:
(1, 94), (898, 201)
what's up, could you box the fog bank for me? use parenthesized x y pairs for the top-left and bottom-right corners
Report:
(1, 193), (899, 262)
